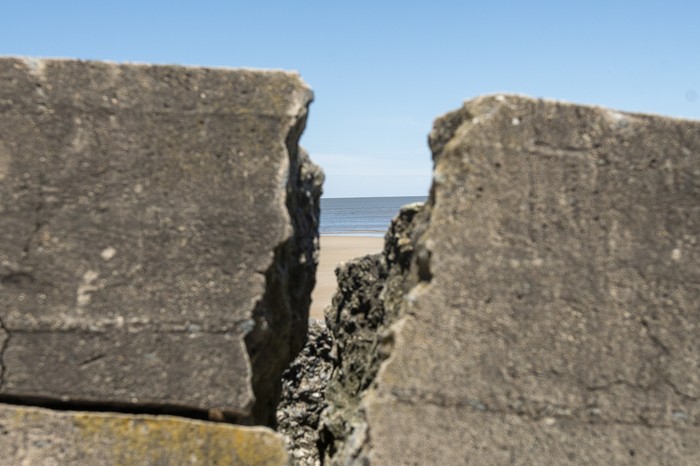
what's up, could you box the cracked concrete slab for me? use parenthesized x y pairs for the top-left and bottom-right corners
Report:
(0, 57), (322, 424)
(321, 95), (700, 464)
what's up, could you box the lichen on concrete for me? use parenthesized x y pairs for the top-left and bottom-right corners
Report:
(0, 403), (289, 465)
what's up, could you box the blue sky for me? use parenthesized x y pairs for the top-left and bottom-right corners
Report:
(2, 1), (698, 197)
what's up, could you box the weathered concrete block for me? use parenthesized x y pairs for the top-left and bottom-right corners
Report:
(0, 57), (322, 424)
(0, 403), (288, 465)
(321, 95), (700, 464)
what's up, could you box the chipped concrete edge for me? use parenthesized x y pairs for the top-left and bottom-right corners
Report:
(7, 55), (310, 86)
(243, 84), (324, 426)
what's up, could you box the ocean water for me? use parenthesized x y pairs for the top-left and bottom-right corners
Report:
(320, 196), (427, 237)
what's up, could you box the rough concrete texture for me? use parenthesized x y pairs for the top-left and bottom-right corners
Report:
(0, 403), (288, 465)
(0, 57), (322, 425)
(321, 95), (700, 464)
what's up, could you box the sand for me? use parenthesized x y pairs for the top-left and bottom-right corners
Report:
(309, 235), (384, 320)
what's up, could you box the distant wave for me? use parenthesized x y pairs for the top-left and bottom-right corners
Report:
(320, 196), (426, 237)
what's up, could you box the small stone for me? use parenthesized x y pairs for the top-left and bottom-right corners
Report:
(100, 247), (117, 261)
(671, 248), (682, 261)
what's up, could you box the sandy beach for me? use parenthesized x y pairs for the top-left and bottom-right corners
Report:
(310, 235), (384, 320)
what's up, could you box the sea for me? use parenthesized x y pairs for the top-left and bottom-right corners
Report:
(320, 196), (427, 237)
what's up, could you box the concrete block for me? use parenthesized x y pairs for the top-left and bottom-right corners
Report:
(322, 95), (700, 464)
(0, 57), (322, 425)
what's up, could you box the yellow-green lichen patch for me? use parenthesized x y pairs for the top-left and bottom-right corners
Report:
(0, 404), (288, 466)
(72, 412), (288, 465)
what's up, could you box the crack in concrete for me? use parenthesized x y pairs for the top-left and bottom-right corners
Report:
(21, 174), (46, 258)
(640, 318), (671, 355)
(386, 386), (700, 429)
(0, 393), (241, 423)
(8, 319), (257, 335)
(666, 379), (700, 402)
(584, 378), (657, 393)
(0, 314), (10, 388)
